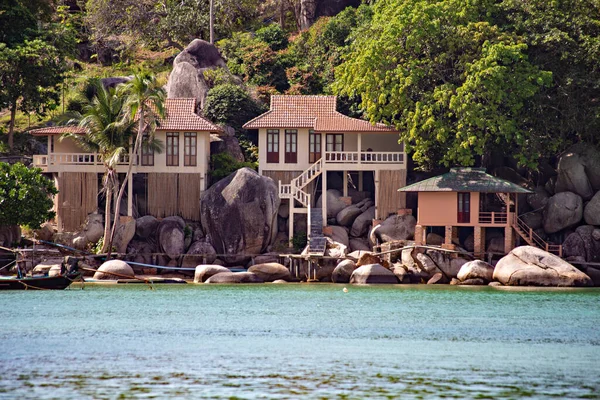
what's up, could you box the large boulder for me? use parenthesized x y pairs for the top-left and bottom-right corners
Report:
(182, 241), (217, 268)
(562, 225), (600, 263)
(316, 189), (349, 219)
(325, 226), (349, 247)
(0, 225), (20, 247)
(493, 246), (592, 286)
(336, 205), (362, 227)
(157, 219), (185, 259)
(34, 222), (54, 242)
(201, 168), (280, 264)
(350, 206), (375, 237)
(126, 240), (156, 267)
(166, 39), (228, 110)
(543, 192), (583, 234)
(247, 262), (291, 282)
(584, 191), (600, 226)
(204, 271), (264, 284)
(135, 215), (159, 240)
(350, 263), (398, 284)
(527, 186), (550, 210)
(331, 259), (357, 283)
(324, 237), (347, 259)
(194, 264), (230, 283)
(372, 214), (416, 243)
(520, 212), (543, 231)
(349, 238), (371, 252)
(210, 127), (246, 163)
(113, 217), (136, 254)
(457, 260), (494, 282)
(83, 213), (104, 244)
(555, 151), (594, 200)
(93, 260), (134, 280)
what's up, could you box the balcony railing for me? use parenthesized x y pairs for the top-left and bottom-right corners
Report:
(478, 211), (508, 225)
(33, 153), (131, 168)
(279, 182), (292, 199)
(324, 151), (404, 164)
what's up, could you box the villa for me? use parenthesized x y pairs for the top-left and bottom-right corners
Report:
(30, 98), (222, 232)
(243, 95), (407, 251)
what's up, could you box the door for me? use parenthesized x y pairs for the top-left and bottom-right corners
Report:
(285, 129), (297, 163)
(457, 192), (470, 223)
(266, 129), (279, 163)
(309, 130), (321, 163)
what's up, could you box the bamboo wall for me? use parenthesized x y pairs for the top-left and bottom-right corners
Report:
(55, 172), (98, 232)
(148, 173), (202, 221)
(377, 169), (407, 219)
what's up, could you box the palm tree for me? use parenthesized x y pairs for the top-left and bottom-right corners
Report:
(106, 70), (165, 258)
(61, 80), (135, 253)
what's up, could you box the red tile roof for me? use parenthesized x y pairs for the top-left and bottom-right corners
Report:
(243, 95), (397, 133)
(29, 98), (222, 136)
(29, 126), (86, 136)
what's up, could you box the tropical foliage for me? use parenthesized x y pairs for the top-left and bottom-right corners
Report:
(0, 162), (58, 229)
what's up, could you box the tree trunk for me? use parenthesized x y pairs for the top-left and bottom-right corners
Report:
(209, 0), (214, 44)
(101, 180), (112, 253)
(299, 0), (317, 30)
(8, 103), (16, 151)
(107, 110), (146, 259)
(280, 0), (285, 29)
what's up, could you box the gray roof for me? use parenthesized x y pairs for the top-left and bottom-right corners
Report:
(398, 168), (533, 194)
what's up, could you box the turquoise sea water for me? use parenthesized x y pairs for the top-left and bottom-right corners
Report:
(0, 283), (599, 399)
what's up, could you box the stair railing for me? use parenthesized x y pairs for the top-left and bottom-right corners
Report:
(513, 215), (562, 256)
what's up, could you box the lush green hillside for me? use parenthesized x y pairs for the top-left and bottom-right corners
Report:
(1, 0), (599, 170)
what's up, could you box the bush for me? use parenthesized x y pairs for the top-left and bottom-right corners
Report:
(209, 153), (257, 183)
(204, 83), (266, 131)
(255, 24), (289, 51)
(0, 163), (58, 229)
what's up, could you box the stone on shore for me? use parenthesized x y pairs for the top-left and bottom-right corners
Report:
(584, 191), (600, 226)
(493, 246), (592, 287)
(183, 241), (217, 268)
(193, 264), (230, 283)
(350, 264), (398, 284)
(316, 189), (349, 219)
(543, 192), (583, 234)
(135, 215), (159, 240)
(337, 205), (362, 227)
(350, 206), (375, 237)
(331, 259), (357, 283)
(93, 260), (134, 280)
(373, 214), (416, 243)
(247, 262), (291, 282)
(204, 271), (264, 284)
(457, 260), (495, 282)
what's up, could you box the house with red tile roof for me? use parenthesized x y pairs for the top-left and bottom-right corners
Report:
(243, 95), (407, 250)
(30, 98), (222, 231)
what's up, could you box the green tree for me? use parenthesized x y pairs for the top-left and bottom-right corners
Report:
(0, 162), (58, 229)
(108, 71), (165, 258)
(496, 0), (600, 153)
(204, 83), (265, 131)
(61, 81), (135, 253)
(335, 0), (551, 169)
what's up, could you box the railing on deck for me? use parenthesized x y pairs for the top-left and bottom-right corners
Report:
(279, 181), (292, 199)
(324, 151), (404, 165)
(514, 215), (562, 256)
(478, 211), (508, 225)
(33, 153), (131, 168)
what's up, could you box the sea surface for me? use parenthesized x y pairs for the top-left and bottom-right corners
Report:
(0, 283), (599, 399)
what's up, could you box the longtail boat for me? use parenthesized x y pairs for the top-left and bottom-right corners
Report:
(0, 257), (81, 291)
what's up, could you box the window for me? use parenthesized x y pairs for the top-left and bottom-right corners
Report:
(326, 134), (344, 152)
(141, 135), (154, 166)
(457, 192), (471, 223)
(166, 132), (179, 166)
(184, 132), (197, 166)
(309, 130), (321, 163)
(267, 129), (279, 163)
(285, 129), (297, 163)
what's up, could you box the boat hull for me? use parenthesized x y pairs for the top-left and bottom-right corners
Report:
(0, 274), (80, 290)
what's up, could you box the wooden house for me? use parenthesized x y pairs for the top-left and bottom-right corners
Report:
(398, 167), (562, 256)
(243, 95), (407, 250)
(30, 98), (222, 232)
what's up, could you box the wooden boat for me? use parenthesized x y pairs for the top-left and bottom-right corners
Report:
(0, 257), (82, 291)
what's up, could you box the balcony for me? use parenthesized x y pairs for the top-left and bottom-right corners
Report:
(33, 153), (131, 173)
(322, 151), (404, 170)
(478, 211), (508, 225)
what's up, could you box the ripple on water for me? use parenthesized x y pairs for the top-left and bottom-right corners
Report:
(0, 284), (599, 399)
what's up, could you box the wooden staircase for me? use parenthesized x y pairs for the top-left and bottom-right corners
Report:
(308, 208), (326, 255)
(512, 215), (562, 256)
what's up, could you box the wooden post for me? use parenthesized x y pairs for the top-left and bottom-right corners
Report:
(357, 133), (362, 165)
(322, 170), (327, 226)
(358, 171), (363, 191)
(374, 169), (380, 220)
(288, 199), (294, 247)
(343, 170), (348, 197)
